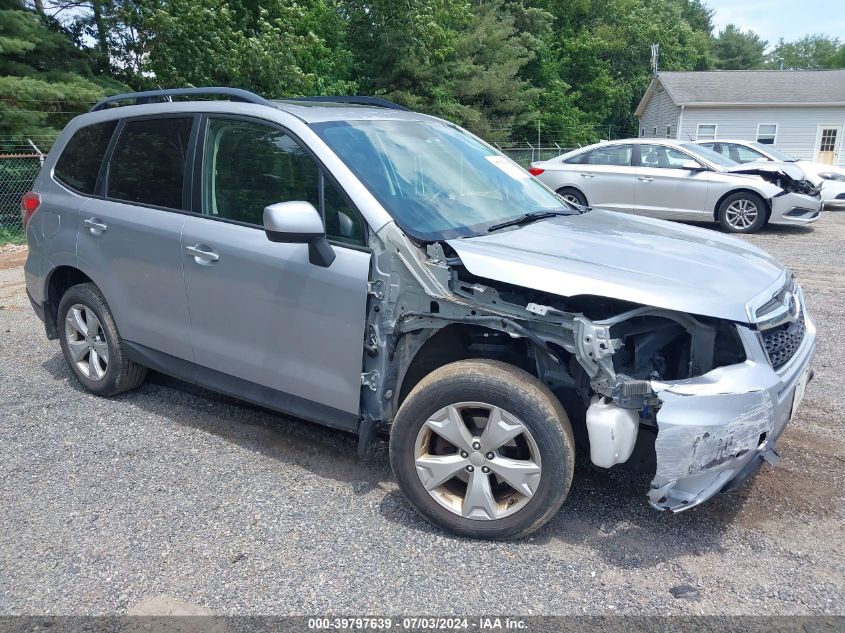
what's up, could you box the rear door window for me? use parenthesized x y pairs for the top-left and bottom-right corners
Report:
(54, 120), (117, 194)
(583, 145), (632, 166)
(724, 143), (766, 163)
(638, 144), (695, 169)
(107, 117), (194, 209)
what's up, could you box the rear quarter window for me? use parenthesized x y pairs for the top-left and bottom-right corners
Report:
(53, 120), (117, 194)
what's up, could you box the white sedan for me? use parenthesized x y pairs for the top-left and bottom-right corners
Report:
(694, 139), (845, 207)
(529, 138), (822, 233)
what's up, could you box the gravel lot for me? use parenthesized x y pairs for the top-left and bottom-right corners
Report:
(0, 215), (843, 616)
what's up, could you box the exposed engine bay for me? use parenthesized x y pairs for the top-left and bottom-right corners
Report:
(727, 161), (820, 196)
(358, 221), (779, 511)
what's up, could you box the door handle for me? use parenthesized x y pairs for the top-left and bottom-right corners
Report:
(185, 244), (220, 264)
(84, 218), (107, 234)
(638, 176), (654, 182)
(580, 173), (595, 178)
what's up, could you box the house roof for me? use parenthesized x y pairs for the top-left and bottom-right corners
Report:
(635, 69), (845, 116)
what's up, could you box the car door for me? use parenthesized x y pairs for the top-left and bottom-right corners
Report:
(634, 143), (710, 220)
(77, 115), (196, 362)
(180, 116), (370, 427)
(574, 144), (635, 212)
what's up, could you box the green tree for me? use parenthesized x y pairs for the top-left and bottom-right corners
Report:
(712, 24), (767, 69)
(526, 0), (713, 144)
(766, 34), (842, 69)
(438, 1), (541, 139)
(0, 0), (120, 145)
(134, 0), (354, 96)
(343, 0), (470, 106)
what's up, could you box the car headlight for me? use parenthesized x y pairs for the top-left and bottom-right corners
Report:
(818, 171), (845, 182)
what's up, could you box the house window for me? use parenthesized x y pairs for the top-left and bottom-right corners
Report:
(652, 127), (657, 138)
(666, 125), (672, 138)
(757, 124), (778, 145)
(696, 124), (717, 141)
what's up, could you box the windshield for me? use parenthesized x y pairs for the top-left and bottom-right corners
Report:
(751, 142), (796, 162)
(311, 119), (572, 240)
(681, 143), (737, 168)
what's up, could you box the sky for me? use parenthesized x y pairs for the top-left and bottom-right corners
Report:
(705, 0), (845, 47)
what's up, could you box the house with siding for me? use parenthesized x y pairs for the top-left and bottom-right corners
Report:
(635, 70), (845, 167)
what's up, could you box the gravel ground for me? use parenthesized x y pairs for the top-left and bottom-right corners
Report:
(0, 215), (843, 616)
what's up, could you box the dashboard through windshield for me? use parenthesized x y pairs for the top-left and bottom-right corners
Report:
(311, 119), (572, 240)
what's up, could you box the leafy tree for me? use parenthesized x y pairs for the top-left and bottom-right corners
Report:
(712, 24), (767, 69)
(527, 0), (713, 144)
(766, 34), (842, 69)
(0, 0), (120, 145)
(438, 1), (541, 139)
(129, 0), (354, 96)
(343, 0), (470, 105)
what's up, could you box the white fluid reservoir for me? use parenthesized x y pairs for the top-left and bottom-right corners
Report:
(586, 396), (639, 468)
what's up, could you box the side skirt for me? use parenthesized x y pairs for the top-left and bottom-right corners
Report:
(123, 341), (360, 434)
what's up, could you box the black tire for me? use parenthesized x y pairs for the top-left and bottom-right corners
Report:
(390, 359), (575, 539)
(57, 283), (147, 396)
(556, 187), (588, 207)
(717, 191), (768, 233)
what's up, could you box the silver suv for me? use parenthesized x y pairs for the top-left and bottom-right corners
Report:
(24, 88), (816, 538)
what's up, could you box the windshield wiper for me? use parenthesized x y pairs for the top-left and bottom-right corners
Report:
(487, 209), (577, 233)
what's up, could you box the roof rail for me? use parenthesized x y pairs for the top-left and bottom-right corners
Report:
(90, 87), (272, 112)
(282, 96), (409, 111)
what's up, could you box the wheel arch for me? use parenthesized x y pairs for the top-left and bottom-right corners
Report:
(42, 265), (95, 339)
(555, 185), (589, 205)
(395, 323), (543, 412)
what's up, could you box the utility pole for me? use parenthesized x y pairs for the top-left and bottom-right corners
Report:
(651, 43), (659, 77)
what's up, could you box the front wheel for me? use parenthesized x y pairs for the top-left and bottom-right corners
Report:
(717, 192), (768, 233)
(390, 360), (575, 539)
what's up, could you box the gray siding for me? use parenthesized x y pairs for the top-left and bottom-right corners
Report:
(678, 106), (845, 167)
(638, 85), (680, 139)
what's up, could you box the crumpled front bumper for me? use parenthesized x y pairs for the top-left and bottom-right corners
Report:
(647, 310), (817, 512)
(769, 191), (822, 225)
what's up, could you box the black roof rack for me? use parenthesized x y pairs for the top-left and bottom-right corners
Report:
(90, 87), (272, 112)
(282, 96), (409, 111)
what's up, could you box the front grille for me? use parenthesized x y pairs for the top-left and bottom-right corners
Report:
(761, 309), (806, 370)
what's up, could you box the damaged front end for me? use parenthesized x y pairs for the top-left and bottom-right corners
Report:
(364, 219), (817, 513)
(648, 280), (816, 511)
(727, 161), (820, 196)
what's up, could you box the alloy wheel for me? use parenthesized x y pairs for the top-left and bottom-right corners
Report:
(64, 304), (109, 381)
(414, 402), (542, 520)
(725, 198), (759, 230)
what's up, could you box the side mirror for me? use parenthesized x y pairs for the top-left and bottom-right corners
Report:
(681, 160), (704, 171)
(263, 201), (335, 268)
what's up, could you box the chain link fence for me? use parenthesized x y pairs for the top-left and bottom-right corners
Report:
(495, 142), (576, 168)
(1, 141), (45, 240)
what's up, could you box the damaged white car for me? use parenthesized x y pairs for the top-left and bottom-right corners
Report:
(26, 90), (816, 540)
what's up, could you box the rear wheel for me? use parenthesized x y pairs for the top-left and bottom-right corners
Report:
(58, 283), (147, 396)
(717, 191), (768, 233)
(556, 187), (588, 207)
(390, 359), (575, 539)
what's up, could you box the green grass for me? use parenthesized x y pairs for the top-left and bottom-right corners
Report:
(0, 226), (26, 245)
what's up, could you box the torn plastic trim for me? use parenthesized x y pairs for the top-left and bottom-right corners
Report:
(647, 316), (816, 512)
